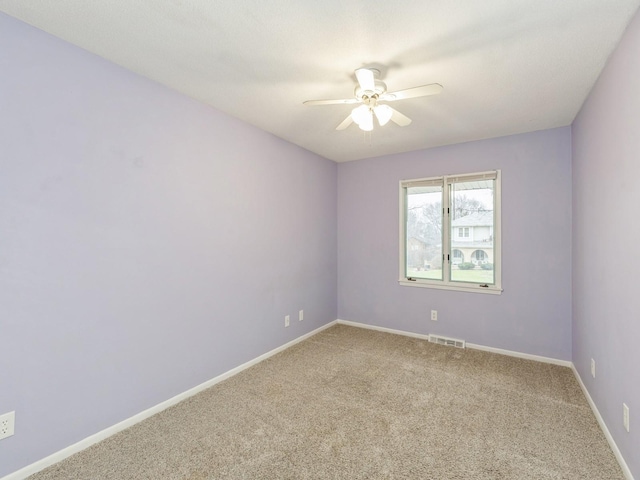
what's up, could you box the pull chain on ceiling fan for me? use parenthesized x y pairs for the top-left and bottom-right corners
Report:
(304, 68), (443, 131)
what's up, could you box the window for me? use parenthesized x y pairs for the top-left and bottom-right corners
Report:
(399, 170), (501, 294)
(472, 250), (487, 263)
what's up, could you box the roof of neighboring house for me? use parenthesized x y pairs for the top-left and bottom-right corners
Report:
(451, 211), (493, 227)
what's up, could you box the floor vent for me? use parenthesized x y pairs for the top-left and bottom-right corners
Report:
(429, 334), (466, 349)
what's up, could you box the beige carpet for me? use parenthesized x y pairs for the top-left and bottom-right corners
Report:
(29, 324), (623, 479)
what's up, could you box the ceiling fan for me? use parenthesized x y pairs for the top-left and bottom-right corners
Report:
(303, 68), (443, 132)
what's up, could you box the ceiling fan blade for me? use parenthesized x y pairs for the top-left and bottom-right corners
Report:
(355, 68), (375, 92)
(389, 107), (412, 126)
(381, 83), (443, 101)
(304, 98), (360, 106)
(336, 115), (353, 130)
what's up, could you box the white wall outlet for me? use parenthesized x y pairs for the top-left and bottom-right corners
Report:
(298, 310), (303, 321)
(623, 403), (630, 432)
(284, 315), (290, 327)
(591, 358), (596, 378)
(431, 310), (438, 321)
(0, 411), (15, 440)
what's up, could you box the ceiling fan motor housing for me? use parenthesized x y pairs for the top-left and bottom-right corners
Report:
(355, 79), (387, 101)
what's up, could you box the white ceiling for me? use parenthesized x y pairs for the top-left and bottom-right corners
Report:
(2, 1), (639, 162)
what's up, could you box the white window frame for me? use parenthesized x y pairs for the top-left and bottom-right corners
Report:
(398, 170), (502, 295)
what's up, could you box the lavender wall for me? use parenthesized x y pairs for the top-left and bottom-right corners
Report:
(0, 14), (337, 477)
(338, 128), (572, 360)
(572, 8), (640, 477)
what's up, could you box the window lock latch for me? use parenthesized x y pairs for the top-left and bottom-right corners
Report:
(407, 277), (417, 281)
(479, 284), (489, 288)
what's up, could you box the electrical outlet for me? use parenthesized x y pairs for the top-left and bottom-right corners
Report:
(431, 310), (438, 321)
(591, 358), (596, 378)
(299, 310), (304, 321)
(623, 403), (630, 432)
(0, 411), (15, 440)
(285, 315), (290, 327)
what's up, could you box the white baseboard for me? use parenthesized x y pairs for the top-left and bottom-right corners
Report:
(571, 365), (634, 480)
(465, 342), (572, 367)
(337, 319), (572, 367)
(337, 319), (431, 341)
(2, 321), (338, 480)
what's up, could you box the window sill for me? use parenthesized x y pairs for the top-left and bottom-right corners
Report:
(398, 280), (503, 295)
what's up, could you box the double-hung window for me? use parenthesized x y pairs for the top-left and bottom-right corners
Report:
(399, 170), (502, 294)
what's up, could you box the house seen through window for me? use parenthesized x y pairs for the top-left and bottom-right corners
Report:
(399, 170), (501, 294)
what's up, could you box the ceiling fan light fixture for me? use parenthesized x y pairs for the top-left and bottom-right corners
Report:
(374, 104), (393, 126)
(359, 111), (374, 131)
(351, 104), (370, 126)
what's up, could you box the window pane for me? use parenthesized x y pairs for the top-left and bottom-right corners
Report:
(450, 179), (494, 284)
(406, 185), (442, 280)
